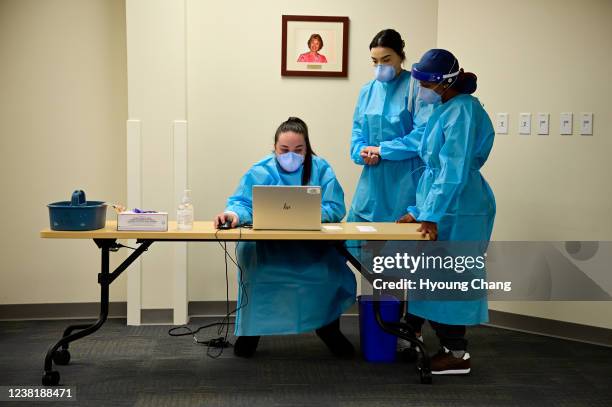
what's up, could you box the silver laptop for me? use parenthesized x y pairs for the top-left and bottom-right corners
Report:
(252, 185), (321, 230)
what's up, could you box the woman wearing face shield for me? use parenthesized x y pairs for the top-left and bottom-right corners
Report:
(213, 117), (356, 359)
(397, 49), (496, 375)
(348, 29), (434, 224)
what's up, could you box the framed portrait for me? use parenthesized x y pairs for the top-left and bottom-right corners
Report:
(281, 15), (349, 77)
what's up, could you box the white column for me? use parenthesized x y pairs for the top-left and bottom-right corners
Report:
(126, 119), (142, 325)
(126, 0), (188, 324)
(173, 120), (189, 325)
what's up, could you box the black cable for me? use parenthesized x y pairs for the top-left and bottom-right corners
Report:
(208, 227), (250, 357)
(208, 239), (231, 359)
(213, 227), (249, 317)
(110, 242), (140, 252)
(168, 226), (250, 358)
(168, 322), (232, 340)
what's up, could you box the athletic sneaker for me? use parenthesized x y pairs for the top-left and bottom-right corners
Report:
(430, 346), (471, 375)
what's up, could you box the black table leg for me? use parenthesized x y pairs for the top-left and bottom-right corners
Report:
(371, 289), (432, 384)
(42, 239), (153, 386)
(336, 242), (432, 384)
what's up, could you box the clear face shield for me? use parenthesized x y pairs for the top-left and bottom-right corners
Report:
(412, 59), (460, 104)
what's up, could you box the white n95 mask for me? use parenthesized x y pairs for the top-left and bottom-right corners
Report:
(374, 64), (396, 82)
(276, 152), (304, 173)
(418, 86), (442, 105)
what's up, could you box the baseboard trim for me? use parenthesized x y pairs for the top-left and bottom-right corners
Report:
(1, 302), (610, 347)
(486, 309), (612, 348)
(0, 302), (127, 321)
(188, 301), (238, 317)
(140, 308), (174, 325)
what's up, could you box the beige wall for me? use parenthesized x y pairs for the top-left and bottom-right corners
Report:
(0, 0), (128, 304)
(2, 0), (610, 330)
(125, 0), (188, 311)
(186, 0), (439, 302)
(437, 0), (612, 328)
(124, 0), (438, 311)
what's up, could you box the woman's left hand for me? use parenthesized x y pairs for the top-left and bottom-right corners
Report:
(360, 146), (381, 166)
(396, 213), (416, 223)
(360, 146), (381, 157)
(417, 221), (437, 240)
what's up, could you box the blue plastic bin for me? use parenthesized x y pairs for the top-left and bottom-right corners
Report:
(47, 190), (107, 231)
(358, 295), (401, 362)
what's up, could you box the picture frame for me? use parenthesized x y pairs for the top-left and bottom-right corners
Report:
(281, 15), (349, 77)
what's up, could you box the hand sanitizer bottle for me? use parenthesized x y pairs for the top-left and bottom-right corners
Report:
(177, 189), (194, 231)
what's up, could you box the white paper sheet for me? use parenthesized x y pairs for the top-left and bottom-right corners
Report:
(356, 225), (377, 232)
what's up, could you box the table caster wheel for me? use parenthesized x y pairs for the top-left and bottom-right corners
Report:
(53, 349), (71, 365)
(418, 367), (432, 384)
(42, 371), (60, 386)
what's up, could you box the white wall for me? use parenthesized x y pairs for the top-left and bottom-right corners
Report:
(0, 0), (128, 304)
(2, 0), (610, 331)
(437, 0), (612, 328)
(186, 0), (439, 302)
(125, 0), (188, 315)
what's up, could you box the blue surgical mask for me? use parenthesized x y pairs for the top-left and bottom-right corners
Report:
(276, 152), (304, 173)
(418, 86), (442, 104)
(374, 64), (396, 82)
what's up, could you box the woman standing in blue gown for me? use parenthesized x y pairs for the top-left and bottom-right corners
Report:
(398, 49), (496, 375)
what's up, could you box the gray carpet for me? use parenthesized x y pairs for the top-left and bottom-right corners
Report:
(0, 316), (611, 406)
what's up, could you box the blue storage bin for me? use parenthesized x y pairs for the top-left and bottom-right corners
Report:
(48, 190), (107, 231)
(358, 294), (401, 362)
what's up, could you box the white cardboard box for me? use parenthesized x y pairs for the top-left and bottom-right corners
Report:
(117, 211), (168, 231)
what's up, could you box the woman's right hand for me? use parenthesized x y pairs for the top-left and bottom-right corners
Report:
(417, 221), (437, 240)
(214, 212), (238, 229)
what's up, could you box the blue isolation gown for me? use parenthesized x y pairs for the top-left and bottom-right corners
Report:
(225, 154), (356, 336)
(349, 70), (434, 222)
(407, 94), (496, 326)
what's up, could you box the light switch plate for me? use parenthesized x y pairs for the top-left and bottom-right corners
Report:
(495, 113), (508, 134)
(580, 112), (593, 135)
(519, 113), (531, 135)
(537, 113), (549, 135)
(560, 112), (573, 135)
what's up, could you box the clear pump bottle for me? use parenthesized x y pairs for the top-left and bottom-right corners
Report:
(177, 189), (194, 231)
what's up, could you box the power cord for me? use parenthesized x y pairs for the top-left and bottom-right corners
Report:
(168, 226), (250, 358)
(110, 242), (140, 252)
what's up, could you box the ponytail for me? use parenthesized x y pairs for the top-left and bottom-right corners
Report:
(454, 69), (477, 94)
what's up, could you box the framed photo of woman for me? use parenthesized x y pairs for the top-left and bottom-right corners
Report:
(281, 15), (349, 77)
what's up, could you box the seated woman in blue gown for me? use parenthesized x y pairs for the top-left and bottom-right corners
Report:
(213, 117), (357, 358)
